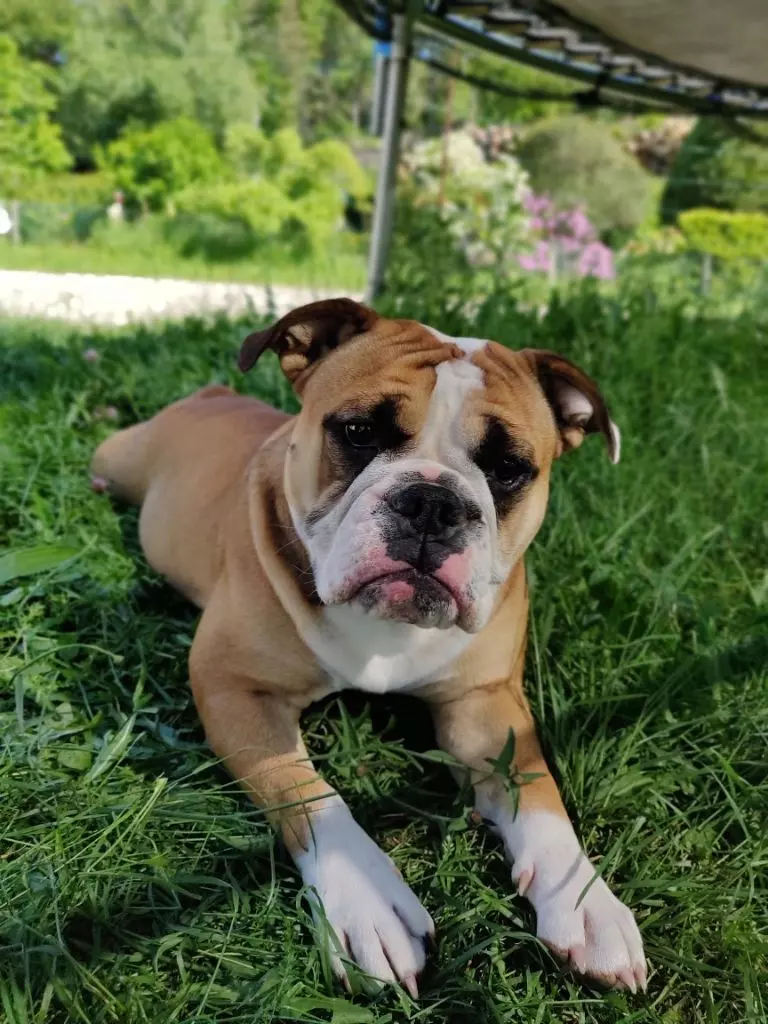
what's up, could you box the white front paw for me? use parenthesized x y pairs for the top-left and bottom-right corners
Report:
(501, 810), (646, 991)
(294, 801), (434, 995)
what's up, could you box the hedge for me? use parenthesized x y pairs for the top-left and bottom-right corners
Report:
(678, 208), (768, 261)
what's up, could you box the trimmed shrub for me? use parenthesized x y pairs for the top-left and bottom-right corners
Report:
(678, 208), (768, 261)
(516, 116), (654, 238)
(661, 119), (768, 224)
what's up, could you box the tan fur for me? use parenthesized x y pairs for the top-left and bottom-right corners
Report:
(92, 305), (615, 959)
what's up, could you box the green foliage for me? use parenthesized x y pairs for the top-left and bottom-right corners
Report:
(57, 0), (260, 163)
(516, 116), (653, 237)
(0, 0), (77, 63)
(223, 123), (269, 176)
(171, 130), (370, 258)
(402, 130), (529, 277)
(8, 171), (112, 205)
(0, 34), (71, 193)
(679, 208), (768, 261)
(468, 54), (577, 125)
(15, 202), (103, 245)
(233, 0), (372, 139)
(171, 180), (294, 259)
(100, 118), (224, 212)
(661, 118), (768, 224)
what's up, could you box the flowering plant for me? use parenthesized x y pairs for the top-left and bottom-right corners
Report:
(518, 193), (615, 280)
(402, 131), (529, 269)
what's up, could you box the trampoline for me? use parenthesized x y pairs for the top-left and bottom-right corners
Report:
(336, 0), (768, 296)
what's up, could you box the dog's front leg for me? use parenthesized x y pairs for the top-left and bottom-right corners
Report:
(190, 636), (433, 995)
(428, 680), (646, 992)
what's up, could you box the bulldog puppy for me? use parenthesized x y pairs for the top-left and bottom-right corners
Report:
(91, 299), (645, 997)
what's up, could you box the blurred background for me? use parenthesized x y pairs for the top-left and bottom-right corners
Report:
(1, 0), (767, 319)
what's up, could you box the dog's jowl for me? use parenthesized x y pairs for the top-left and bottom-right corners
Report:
(92, 298), (643, 996)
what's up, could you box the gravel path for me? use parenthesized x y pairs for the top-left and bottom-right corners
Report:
(0, 269), (360, 326)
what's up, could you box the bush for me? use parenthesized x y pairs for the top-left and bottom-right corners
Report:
(171, 132), (371, 259)
(223, 123), (268, 177)
(171, 180), (294, 259)
(402, 130), (529, 271)
(661, 119), (768, 224)
(516, 116), (653, 238)
(678, 208), (768, 261)
(99, 118), (224, 213)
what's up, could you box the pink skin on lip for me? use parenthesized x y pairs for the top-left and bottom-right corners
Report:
(382, 580), (415, 602)
(339, 545), (411, 601)
(434, 550), (473, 604)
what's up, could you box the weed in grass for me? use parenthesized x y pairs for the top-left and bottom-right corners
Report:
(0, 282), (766, 1023)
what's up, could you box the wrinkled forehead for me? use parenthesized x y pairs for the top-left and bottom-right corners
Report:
(301, 318), (558, 460)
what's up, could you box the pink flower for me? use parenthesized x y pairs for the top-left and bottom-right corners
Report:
(520, 193), (611, 280)
(578, 242), (615, 280)
(83, 348), (100, 363)
(568, 209), (594, 242)
(518, 241), (552, 273)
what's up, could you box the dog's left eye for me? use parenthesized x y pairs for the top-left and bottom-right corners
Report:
(492, 457), (529, 487)
(343, 420), (376, 448)
(486, 455), (535, 491)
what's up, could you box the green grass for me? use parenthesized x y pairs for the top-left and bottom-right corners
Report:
(1, 281), (766, 1023)
(0, 236), (367, 291)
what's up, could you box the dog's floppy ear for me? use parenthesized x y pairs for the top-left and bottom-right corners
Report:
(522, 349), (621, 463)
(239, 298), (378, 387)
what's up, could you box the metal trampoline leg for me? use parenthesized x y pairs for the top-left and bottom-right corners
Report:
(365, 11), (413, 302)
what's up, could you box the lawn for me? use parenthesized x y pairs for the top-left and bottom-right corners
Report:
(1, 281), (766, 1023)
(0, 235), (368, 291)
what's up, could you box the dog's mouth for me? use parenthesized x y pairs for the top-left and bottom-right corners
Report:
(350, 567), (460, 629)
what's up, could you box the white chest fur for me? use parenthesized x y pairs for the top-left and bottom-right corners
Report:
(313, 605), (471, 693)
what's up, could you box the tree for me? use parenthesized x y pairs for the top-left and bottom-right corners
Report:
(661, 118), (768, 224)
(0, 0), (78, 64)
(57, 0), (261, 165)
(0, 34), (71, 193)
(231, 0), (372, 140)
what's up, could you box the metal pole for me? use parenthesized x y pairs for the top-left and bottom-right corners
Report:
(369, 42), (390, 136)
(365, 11), (413, 302)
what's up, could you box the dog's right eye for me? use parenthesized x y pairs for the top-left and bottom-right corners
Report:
(343, 420), (376, 448)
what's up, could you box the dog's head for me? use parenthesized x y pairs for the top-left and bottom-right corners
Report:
(241, 299), (619, 633)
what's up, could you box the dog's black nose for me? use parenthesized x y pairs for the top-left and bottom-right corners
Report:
(389, 482), (467, 537)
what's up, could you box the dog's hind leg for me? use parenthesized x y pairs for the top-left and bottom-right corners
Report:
(91, 422), (153, 504)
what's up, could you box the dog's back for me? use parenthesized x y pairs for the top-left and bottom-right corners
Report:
(91, 385), (290, 605)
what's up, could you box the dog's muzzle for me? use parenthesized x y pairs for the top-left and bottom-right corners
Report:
(343, 480), (482, 630)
